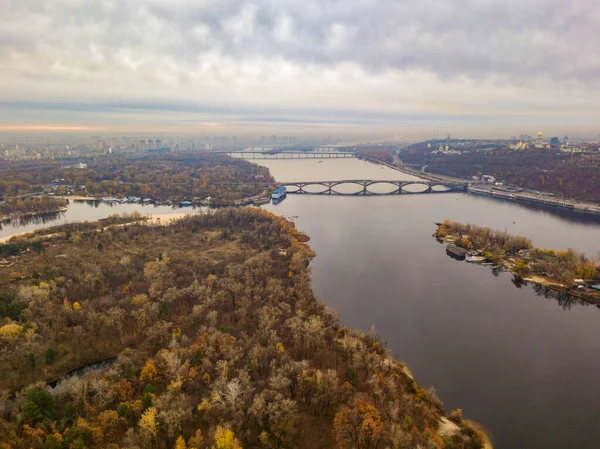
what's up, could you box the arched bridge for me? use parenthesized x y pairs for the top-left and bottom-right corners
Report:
(282, 180), (468, 195)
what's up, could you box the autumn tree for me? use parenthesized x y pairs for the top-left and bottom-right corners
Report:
(212, 426), (242, 449)
(333, 397), (384, 449)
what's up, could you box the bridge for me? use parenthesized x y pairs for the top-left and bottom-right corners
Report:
(216, 151), (356, 159)
(282, 180), (468, 195)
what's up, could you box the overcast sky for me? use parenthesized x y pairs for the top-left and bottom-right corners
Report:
(1, 0), (599, 139)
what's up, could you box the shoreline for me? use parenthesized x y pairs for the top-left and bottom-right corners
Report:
(0, 206), (68, 224)
(0, 212), (193, 243)
(465, 419), (494, 449)
(0, 210), (487, 446)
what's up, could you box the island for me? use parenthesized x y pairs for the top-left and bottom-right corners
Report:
(0, 197), (68, 223)
(0, 209), (486, 448)
(0, 153), (275, 208)
(435, 220), (600, 303)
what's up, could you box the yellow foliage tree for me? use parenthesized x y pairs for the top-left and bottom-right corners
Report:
(175, 435), (187, 449)
(0, 324), (23, 339)
(73, 301), (82, 311)
(188, 429), (204, 448)
(460, 237), (473, 250)
(139, 407), (158, 441)
(131, 293), (149, 307)
(169, 375), (184, 391)
(188, 367), (198, 380)
(212, 426), (242, 449)
(140, 359), (158, 382)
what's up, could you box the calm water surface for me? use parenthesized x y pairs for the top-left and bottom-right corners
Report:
(4, 159), (600, 448)
(0, 201), (193, 240)
(259, 159), (600, 449)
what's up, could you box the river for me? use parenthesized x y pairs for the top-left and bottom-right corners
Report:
(0, 200), (195, 240)
(258, 159), (600, 449)
(3, 158), (600, 448)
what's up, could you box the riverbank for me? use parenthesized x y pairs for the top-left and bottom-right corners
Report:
(0, 211), (194, 243)
(468, 186), (600, 216)
(0, 206), (67, 223)
(465, 420), (494, 449)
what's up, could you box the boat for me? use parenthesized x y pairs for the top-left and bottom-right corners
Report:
(446, 244), (467, 260)
(271, 186), (287, 204)
(253, 196), (271, 205)
(466, 256), (486, 263)
(491, 190), (514, 199)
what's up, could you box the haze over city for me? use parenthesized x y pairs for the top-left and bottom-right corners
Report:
(1, 0), (599, 139)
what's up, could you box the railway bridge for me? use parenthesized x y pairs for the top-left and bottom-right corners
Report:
(281, 180), (468, 195)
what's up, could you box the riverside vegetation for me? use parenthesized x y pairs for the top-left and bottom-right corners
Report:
(0, 153), (273, 206)
(0, 197), (68, 223)
(0, 209), (483, 449)
(436, 220), (600, 289)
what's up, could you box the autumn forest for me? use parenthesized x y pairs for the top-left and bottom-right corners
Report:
(0, 208), (484, 449)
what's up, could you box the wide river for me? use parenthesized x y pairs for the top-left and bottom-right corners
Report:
(3, 158), (600, 448)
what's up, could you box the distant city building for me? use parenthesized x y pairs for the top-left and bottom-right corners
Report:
(550, 137), (560, 145)
(92, 140), (105, 150)
(535, 131), (544, 148)
(509, 140), (528, 150)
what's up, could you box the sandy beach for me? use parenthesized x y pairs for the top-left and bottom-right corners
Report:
(145, 213), (191, 224)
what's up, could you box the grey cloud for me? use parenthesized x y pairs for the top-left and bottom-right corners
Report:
(2, 0), (598, 84)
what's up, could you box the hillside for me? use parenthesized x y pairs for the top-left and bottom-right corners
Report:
(0, 209), (483, 449)
(401, 146), (600, 202)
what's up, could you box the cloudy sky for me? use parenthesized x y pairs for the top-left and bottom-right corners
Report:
(1, 0), (599, 139)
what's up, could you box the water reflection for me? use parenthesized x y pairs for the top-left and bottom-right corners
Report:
(0, 211), (66, 230)
(509, 273), (593, 309)
(73, 199), (102, 208)
(529, 280), (596, 311)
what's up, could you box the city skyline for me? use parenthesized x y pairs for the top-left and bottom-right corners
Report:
(1, 0), (599, 139)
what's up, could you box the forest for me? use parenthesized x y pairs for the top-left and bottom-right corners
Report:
(351, 147), (396, 165)
(0, 197), (68, 222)
(0, 209), (483, 449)
(0, 153), (273, 205)
(401, 147), (600, 202)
